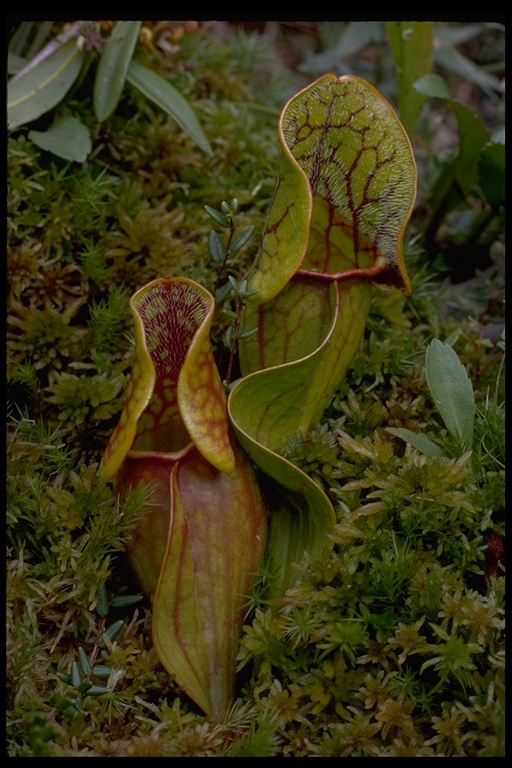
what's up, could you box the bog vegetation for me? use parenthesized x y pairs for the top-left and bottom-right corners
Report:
(7, 20), (504, 757)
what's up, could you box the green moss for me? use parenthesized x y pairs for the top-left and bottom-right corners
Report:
(7, 20), (504, 757)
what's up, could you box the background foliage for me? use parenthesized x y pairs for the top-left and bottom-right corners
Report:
(7, 19), (504, 757)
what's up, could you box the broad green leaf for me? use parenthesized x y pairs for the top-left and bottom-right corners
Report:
(126, 60), (212, 154)
(231, 75), (416, 592)
(100, 277), (267, 716)
(28, 116), (91, 162)
(386, 21), (433, 137)
(8, 39), (83, 130)
(425, 339), (475, 451)
(451, 101), (489, 196)
(479, 142), (505, 209)
(386, 427), (444, 457)
(93, 20), (141, 122)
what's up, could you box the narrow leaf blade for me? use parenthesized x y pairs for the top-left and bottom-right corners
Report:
(127, 60), (212, 154)
(93, 20), (141, 121)
(386, 427), (444, 457)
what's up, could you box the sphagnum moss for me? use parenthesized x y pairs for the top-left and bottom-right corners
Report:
(7, 20), (504, 757)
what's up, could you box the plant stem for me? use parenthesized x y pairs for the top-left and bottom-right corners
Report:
(225, 294), (244, 387)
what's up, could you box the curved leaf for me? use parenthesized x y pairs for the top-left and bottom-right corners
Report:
(93, 20), (141, 122)
(8, 38), (83, 130)
(100, 277), (267, 716)
(228, 377), (335, 596)
(116, 439), (266, 716)
(156, 442), (265, 715)
(238, 279), (371, 441)
(100, 277), (234, 481)
(246, 74), (416, 303)
(126, 60), (212, 154)
(230, 74), (416, 592)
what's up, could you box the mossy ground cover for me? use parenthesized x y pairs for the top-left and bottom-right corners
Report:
(7, 21), (504, 757)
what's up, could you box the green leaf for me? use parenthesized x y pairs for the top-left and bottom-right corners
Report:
(204, 205), (231, 228)
(386, 21), (433, 137)
(28, 116), (91, 162)
(84, 685), (110, 697)
(110, 594), (143, 609)
(208, 230), (226, 263)
(425, 339), (475, 451)
(8, 39), (83, 130)
(96, 583), (109, 617)
(419, 76), (490, 232)
(386, 427), (444, 457)
(414, 75), (490, 193)
(93, 20), (141, 122)
(450, 101), (489, 196)
(246, 74), (416, 303)
(100, 278), (267, 715)
(414, 72), (452, 100)
(231, 74), (416, 594)
(97, 619), (124, 647)
(230, 225), (254, 252)
(92, 665), (117, 680)
(443, 328), (462, 348)
(229, 372), (336, 596)
(77, 646), (92, 677)
(126, 60), (212, 154)
(70, 661), (82, 687)
(479, 141), (505, 209)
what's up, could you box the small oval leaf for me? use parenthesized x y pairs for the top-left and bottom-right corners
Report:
(204, 205), (231, 228)
(230, 225), (254, 253)
(208, 230), (226, 263)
